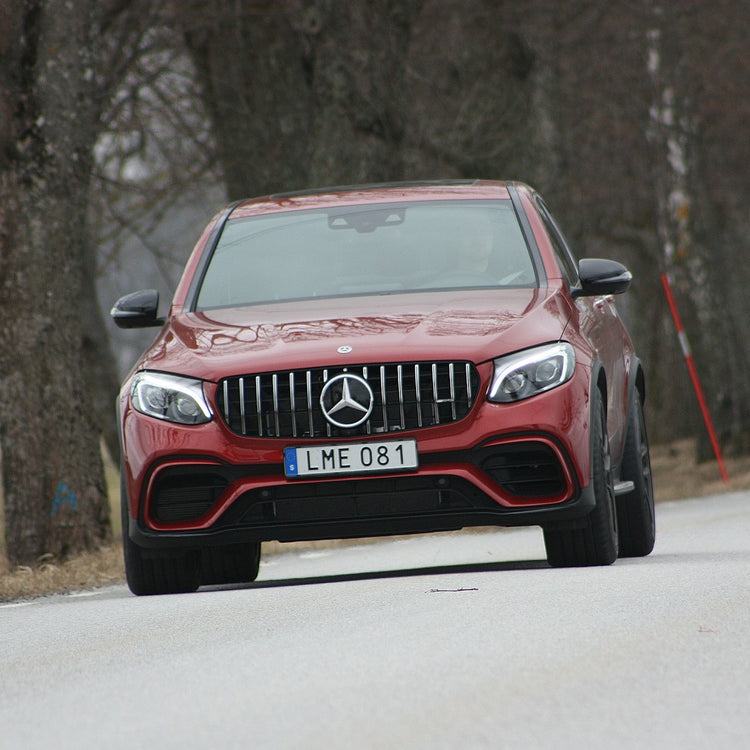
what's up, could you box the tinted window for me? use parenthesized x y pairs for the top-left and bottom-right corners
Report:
(196, 200), (538, 309)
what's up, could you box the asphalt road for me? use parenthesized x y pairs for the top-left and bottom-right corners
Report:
(1, 492), (749, 750)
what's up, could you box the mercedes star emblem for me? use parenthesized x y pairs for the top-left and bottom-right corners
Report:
(320, 373), (374, 428)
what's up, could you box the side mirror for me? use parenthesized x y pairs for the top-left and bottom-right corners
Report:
(110, 289), (165, 329)
(574, 258), (632, 297)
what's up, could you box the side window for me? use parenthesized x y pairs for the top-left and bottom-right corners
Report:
(536, 197), (579, 286)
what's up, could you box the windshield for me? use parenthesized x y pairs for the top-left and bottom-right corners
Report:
(195, 199), (538, 310)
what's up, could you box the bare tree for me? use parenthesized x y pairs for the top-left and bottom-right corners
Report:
(179, 0), (422, 198)
(0, 0), (159, 564)
(91, 27), (223, 384)
(112, 0), (750, 458)
(495, 0), (750, 453)
(403, 1), (536, 179)
(641, 1), (750, 456)
(162, 0), (750, 455)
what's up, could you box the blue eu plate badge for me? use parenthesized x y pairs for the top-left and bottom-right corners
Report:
(284, 448), (299, 477)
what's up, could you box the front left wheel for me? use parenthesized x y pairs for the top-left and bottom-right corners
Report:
(121, 471), (201, 596)
(543, 386), (619, 567)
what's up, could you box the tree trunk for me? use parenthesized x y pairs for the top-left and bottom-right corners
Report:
(0, 1), (113, 563)
(181, 0), (421, 198)
(403, 0), (534, 180)
(645, 5), (750, 459)
(81, 231), (122, 465)
(182, 0), (313, 199)
(303, 0), (421, 186)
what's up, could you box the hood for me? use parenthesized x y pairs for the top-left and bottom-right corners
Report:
(139, 288), (572, 381)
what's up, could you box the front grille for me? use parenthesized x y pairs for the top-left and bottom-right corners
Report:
(216, 361), (480, 439)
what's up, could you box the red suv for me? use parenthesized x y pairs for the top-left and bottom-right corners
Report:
(112, 180), (654, 595)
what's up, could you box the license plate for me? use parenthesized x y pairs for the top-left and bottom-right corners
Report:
(284, 439), (418, 478)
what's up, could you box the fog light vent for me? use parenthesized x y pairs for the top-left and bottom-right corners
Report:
(152, 472), (228, 522)
(481, 443), (565, 497)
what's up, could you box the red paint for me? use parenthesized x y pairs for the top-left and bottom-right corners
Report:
(117, 181), (642, 548)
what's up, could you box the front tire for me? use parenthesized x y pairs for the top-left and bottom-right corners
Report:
(121, 472), (200, 596)
(543, 387), (619, 567)
(200, 543), (262, 586)
(616, 389), (655, 557)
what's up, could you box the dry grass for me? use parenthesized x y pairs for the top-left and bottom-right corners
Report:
(649, 438), (750, 501)
(0, 546), (124, 602)
(2, 439), (749, 602)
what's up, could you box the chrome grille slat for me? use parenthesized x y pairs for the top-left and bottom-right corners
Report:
(238, 376), (246, 436)
(379, 365), (388, 432)
(449, 363), (457, 421)
(362, 366), (372, 436)
(431, 363), (440, 425)
(397, 365), (405, 429)
(289, 372), (297, 438)
(415, 364), (423, 428)
(255, 376), (262, 436)
(222, 381), (230, 423)
(323, 369), (331, 437)
(272, 374), (280, 436)
(216, 361), (479, 439)
(306, 371), (314, 437)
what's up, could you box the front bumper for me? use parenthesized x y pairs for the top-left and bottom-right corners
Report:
(121, 369), (595, 550)
(125, 435), (597, 551)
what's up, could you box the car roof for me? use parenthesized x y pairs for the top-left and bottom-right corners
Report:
(229, 179), (518, 219)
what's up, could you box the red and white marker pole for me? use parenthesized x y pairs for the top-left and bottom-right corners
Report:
(660, 272), (729, 483)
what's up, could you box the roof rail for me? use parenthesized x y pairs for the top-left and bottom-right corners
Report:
(268, 179), (478, 201)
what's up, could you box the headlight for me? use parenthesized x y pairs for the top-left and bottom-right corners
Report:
(131, 372), (213, 424)
(488, 342), (575, 403)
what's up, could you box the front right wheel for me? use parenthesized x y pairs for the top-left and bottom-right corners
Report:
(200, 542), (262, 586)
(543, 386), (619, 567)
(616, 389), (655, 557)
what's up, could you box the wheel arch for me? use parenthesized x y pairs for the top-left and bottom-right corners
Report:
(592, 358), (608, 414)
(626, 355), (646, 417)
(586, 358), (608, 483)
(633, 356), (646, 405)
(615, 356), (647, 482)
